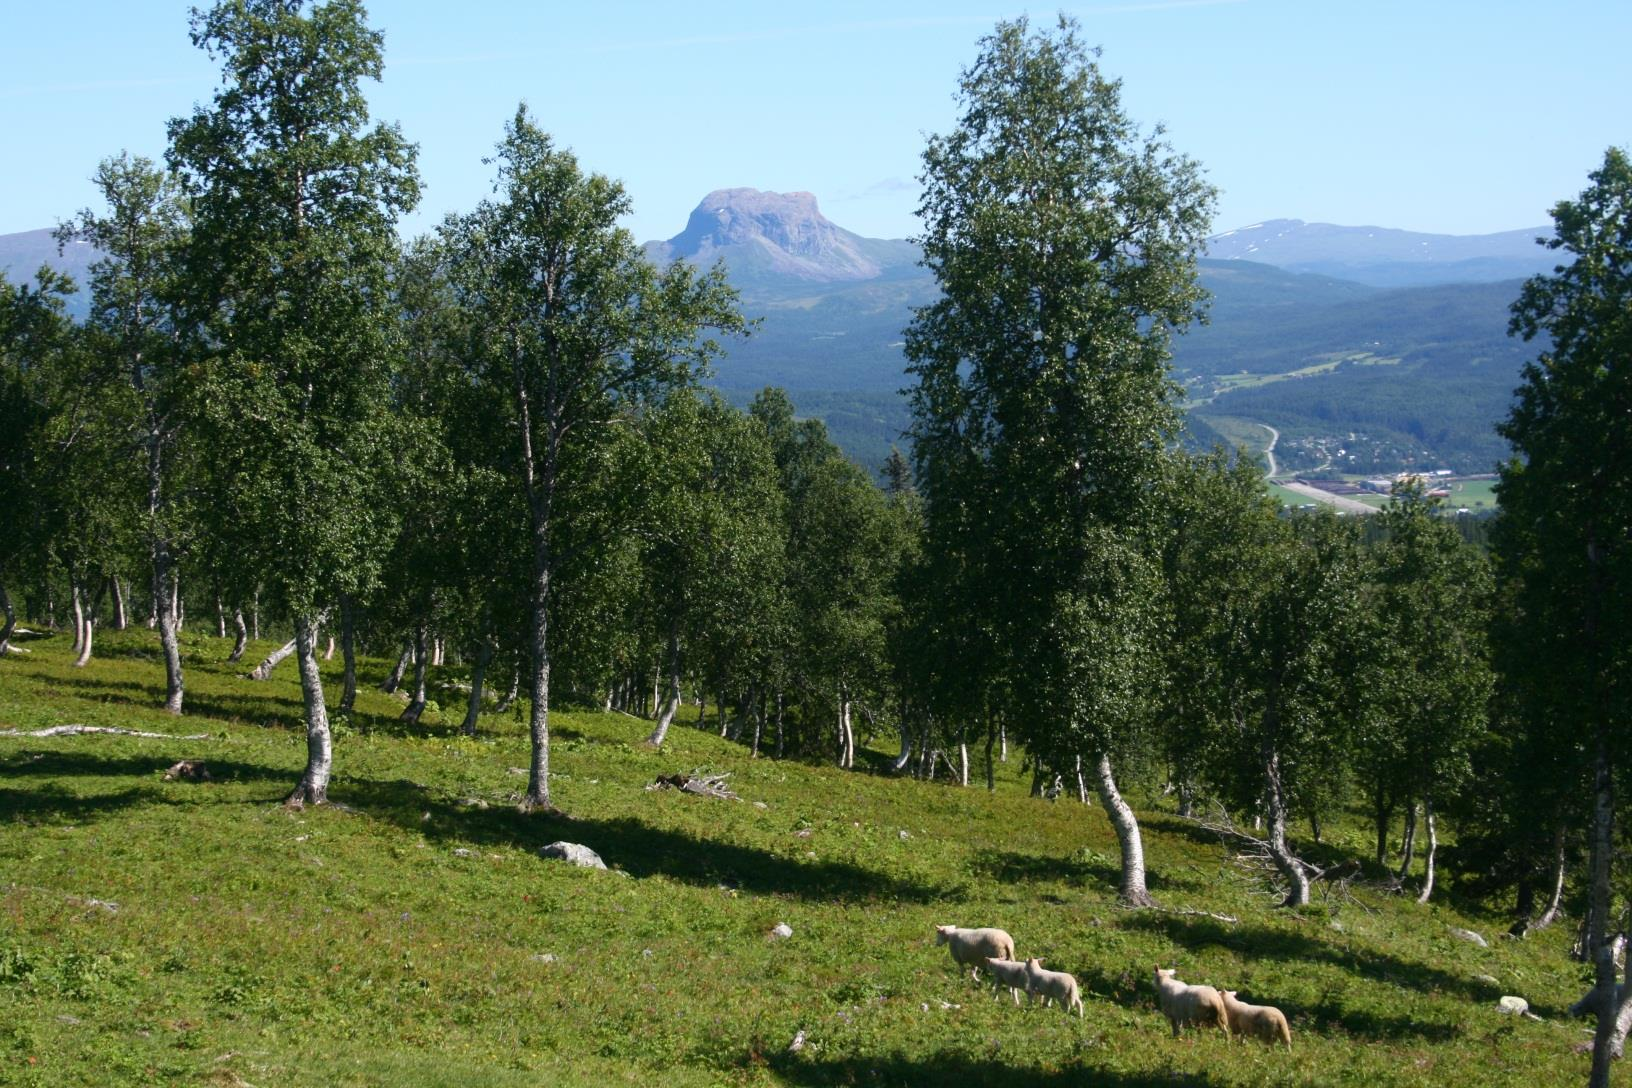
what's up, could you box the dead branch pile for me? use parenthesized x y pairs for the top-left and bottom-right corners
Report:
(647, 770), (739, 801)
(1189, 801), (1369, 907)
(163, 760), (212, 781)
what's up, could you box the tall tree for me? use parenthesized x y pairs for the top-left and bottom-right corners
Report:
(444, 107), (744, 811)
(58, 153), (191, 708)
(905, 16), (1215, 904)
(167, 0), (420, 806)
(1495, 148), (1632, 1085)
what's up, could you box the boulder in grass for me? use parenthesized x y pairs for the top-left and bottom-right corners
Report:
(539, 841), (606, 869)
(1498, 996), (1529, 1016)
(1449, 926), (1489, 947)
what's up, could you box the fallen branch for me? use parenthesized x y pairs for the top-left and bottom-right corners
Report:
(647, 770), (739, 800)
(1150, 906), (1240, 924)
(0, 724), (211, 740)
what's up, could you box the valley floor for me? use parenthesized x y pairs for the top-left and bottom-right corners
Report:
(0, 627), (1594, 1086)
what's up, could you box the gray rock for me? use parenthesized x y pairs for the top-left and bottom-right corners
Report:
(539, 841), (607, 869)
(1498, 995), (1529, 1016)
(770, 922), (793, 939)
(1449, 926), (1489, 947)
(1475, 973), (1501, 986)
(452, 848), (475, 858)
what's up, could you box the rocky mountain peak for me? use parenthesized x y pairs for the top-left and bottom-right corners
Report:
(647, 188), (887, 283)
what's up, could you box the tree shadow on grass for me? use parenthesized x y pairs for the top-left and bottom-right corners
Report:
(0, 784), (156, 825)
(338, 778), (949, 905)
(969, 848), (1208, 895)
(767, 1052), (1203, 1088)
(0, 750), (287, 784)
(41, 675), (303, 728)
(1118, 912), (1500, 1006)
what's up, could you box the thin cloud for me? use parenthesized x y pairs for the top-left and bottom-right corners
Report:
(835, 177), (919, 202)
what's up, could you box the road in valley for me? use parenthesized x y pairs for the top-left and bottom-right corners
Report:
(1260, 423), (1279, 479)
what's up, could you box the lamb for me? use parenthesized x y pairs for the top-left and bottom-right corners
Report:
(1023, 957), (1083, 1017)
(934, 925), (1015, 980)
(1220, 990), (1292, 1049)
(1153, 966), (1229, 1038)
(983, 957), (1031, 1005)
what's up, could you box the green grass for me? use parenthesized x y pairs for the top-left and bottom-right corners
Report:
(0, 626), (1593, 1086)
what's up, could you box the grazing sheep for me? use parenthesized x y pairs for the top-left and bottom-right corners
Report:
(1153, 966), (1229, 1038)
(983, 958), (1032, 1005)
(1220, 990), (1292, 1049)
(1023, 957), (1083, 1017)
(934, 925), (1015, 980)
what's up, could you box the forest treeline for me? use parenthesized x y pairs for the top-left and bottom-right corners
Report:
(1, 6), (1629, 1082)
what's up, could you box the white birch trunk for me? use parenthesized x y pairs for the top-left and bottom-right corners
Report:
(1093, 751), (1154, 907)
(891, 715), (912, 773)
(380, 640), (411, 693)
(644, 627), (682, 747)
(323, 634), (335, 661)
(70, 583), (85, 655)
(1075, 754), (1089, 805)
(958, 742), (969, 787)
(74, 603), (94, 668)
(1416, 797), (1438, 904)
(0, 578), (14, 656)
(496, 667), (520, 714)
(156, 566), (184, 713)
(111, 578), (127, 630)
(401, 626), (429, 723)
(249, 638), (298, 680)
(285, 613), (333, 807)
(227, 608), (248, 662)
(1536, 825), (1568, 930)
(1397, 802), (1418, 885)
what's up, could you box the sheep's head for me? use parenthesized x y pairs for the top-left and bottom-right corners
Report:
(1155, 967), (1173, 983)
(934, 925), (952, 944)
(1025, 957), (1042, 970)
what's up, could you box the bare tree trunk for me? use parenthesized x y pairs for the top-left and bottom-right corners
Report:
(891, 710), (913, 773)
(73, 590), (94, 668)
(323, 633), (335, 661)
(1076, 754), (1090, 805)
(1373, 785), (1392, 868)
(249, 638), (298, 680)
(0, 578), (15, 656)
(1397, 802), (1419, 885)
(216, 596), (227, 639)
(999, 722), (1007, 763)
(251, 590), (259, 641)
(520, 602), (552, 812)
(401, 626), (429, 723)
(1263, 744), (1311, 907)
(496, 666), (520, 713)
(338, 595), (357, 714)
(1536, 824), (1568, 930)
(751, 688), (765, 757)
(645, 626), (682, 747)
(227, 609), (248, 662)
(70, 582), (85, 655)
(111, 577), (126, 630)
(285, 613), (333, 808)
(1092, 751), (1153, 907)
(774, 692), (786, 759)
(1416, 797), (1438, 904)
(462, 638), (493, 736)
(380, 640), (411, 693)
(838, 689), (854, 768)
(156, 564), (184, 712)
(958, 742), (969, 786)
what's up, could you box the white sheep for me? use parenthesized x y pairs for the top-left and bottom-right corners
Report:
(983, 957), (1031, 1005)
(1220, 990), (1292, 1048)
(934, 925), (1015, 980)
(1153, 966), (1229, 1038)
(1023, 957), (1083, 1017)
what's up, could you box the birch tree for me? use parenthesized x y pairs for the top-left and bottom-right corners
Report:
(167, 0), (420, 806)
(1496, 148), (1632, 1086)
(905, 16), (1215, 904)
(444, 107), (744, 811)
(58, 154), (191, 708)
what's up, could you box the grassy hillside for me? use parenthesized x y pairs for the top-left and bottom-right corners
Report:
(0, 627), (1593, 1086)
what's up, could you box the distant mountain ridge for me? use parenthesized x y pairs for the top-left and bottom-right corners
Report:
(1205, 218), (1556, 287)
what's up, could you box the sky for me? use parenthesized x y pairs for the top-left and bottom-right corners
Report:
(3, 1), (1629, 244)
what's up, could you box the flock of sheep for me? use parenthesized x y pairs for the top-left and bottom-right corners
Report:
(933, 924), (1293, 1047)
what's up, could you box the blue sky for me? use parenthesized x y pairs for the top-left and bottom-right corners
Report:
(3, 1), (1628, 243)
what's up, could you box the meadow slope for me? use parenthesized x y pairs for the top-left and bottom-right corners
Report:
(0, 627), (1595, 1087)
